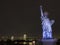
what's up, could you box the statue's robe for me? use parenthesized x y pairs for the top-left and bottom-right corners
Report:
(41, 16), (52, 39)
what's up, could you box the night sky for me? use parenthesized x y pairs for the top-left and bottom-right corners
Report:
(0, 0), (60, 38)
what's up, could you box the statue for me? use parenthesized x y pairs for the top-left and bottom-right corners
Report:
(40, 6), (55, 39)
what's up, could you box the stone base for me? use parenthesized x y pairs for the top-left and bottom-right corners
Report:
(41, 38), (57, 45)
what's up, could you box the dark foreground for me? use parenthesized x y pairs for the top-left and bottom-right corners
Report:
(0, 39), (60, 45)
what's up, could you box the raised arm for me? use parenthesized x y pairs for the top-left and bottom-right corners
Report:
(40, 5), (44, 21)
(40, 5), (44, 17)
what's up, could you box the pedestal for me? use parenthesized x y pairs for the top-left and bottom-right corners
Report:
(41, 39), (57, 45)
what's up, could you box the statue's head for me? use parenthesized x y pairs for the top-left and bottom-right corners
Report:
(44, 11), (48, 17)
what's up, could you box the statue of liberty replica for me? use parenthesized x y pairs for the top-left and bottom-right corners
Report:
(40, 6), (55, 39)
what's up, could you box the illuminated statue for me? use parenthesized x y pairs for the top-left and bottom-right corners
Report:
(40, 6), (55, 39)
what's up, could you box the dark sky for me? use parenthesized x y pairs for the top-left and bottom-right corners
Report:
(0, 0), (60, 38)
